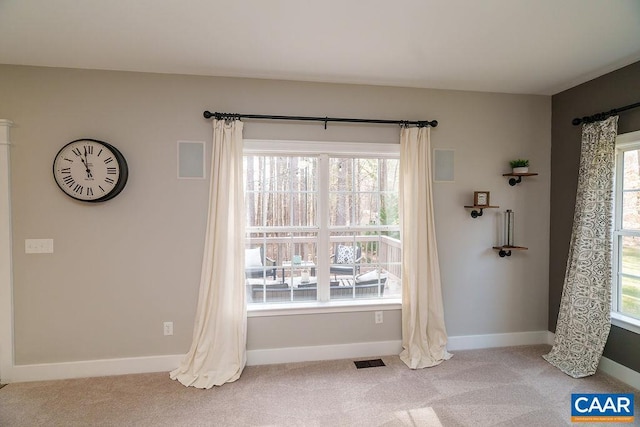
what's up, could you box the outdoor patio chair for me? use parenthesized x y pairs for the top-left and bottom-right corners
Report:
(330, 244), (362, 279)
(245, 247), (277, 280)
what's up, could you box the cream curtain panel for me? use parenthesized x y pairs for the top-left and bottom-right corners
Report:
(171, 119), (247, 388)
(399, 126), (452, 369)
(543, 116), (618, 378)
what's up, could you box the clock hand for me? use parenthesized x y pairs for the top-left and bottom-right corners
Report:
(82, 147), (93, 178)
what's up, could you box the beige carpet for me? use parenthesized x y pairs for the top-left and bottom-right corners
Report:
(1, 345), (638, 426)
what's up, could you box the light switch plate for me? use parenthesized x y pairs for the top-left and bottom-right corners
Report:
(25, 239), (54, 254)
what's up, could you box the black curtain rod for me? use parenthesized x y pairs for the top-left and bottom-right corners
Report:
(203, 111), (437, 128)
(572, 101), (640, 126)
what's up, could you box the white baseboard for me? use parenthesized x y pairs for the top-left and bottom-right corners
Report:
(598, 356), (640, 391)
(4, 354), (185, 383)
(2, 330), (557, 383)
(447, 330), (552, 351)
(246, 340), (403, 366)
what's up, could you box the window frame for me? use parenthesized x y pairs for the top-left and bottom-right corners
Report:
(243, 139), (402, 315)
(612, 129), (640, 334)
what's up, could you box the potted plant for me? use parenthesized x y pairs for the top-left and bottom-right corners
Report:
(509, 159), (529, 174)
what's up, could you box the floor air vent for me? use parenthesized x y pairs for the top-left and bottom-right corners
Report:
(354, 359), (385, 369)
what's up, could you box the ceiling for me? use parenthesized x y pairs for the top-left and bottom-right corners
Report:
(1, 0), (639, 95)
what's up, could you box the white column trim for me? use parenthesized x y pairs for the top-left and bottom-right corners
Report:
(0, 119), (14, 384)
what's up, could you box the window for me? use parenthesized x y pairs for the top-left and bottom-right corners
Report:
(613, 130), (640, 332)
(243, 141), (401, 305)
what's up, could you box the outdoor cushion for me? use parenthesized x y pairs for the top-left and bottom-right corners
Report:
(245, 247), (263, 268)
(336, 245), (355, 264)
(355, 270), (387, 283)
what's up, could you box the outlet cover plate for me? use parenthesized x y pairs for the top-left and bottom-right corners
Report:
(25, 239), (54, 254)
(163, 321), (174, 336)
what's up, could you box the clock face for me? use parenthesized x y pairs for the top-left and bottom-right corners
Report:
(53, 139), (128, 202)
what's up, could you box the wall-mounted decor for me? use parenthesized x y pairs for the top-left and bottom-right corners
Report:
(504, 159), (538, 186)
(473, 191), (490, 207)
(464, 191), (498, 218)
(177, 140), (205, 179)
(433, 149), (454, 182)
(493, 209), (528, 257)
(52, 138), (128, 202)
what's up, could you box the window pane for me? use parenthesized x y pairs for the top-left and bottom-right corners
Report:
(381, 159), (400, 192)
(622, 190), (640, 230)
(328, 231), (401, 300)
(621, 236), (640, 319)
(621, 275), (640, 320)
(246, 231), (318, 304)
(623, 150), (640, 190)
(329, 193), (353, 226)
(330, 158), (353, 192)
(380, 193), (400, 226)
(622, 236), (640, 276)
(245, 156), (317, 228)
(355, 158), (379, 192)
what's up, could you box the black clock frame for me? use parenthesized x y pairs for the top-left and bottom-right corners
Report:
(53, 138), (128, 203)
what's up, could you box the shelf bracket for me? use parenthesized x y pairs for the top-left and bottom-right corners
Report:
(470, 208), (484, 218)
(509, 176), (522, 186)
(498, 249), (512, 257)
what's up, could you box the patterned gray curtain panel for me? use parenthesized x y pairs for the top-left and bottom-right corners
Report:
(543, 116), (618, 378)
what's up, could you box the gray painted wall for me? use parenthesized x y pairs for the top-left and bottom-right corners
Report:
(550, 61), (640, 373)
(0, 65), (550, 365)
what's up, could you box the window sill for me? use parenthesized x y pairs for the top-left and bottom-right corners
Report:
(611, 312), (640, 335)
(247, 298), (402, 317)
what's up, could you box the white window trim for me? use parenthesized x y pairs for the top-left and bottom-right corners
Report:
(613, 129), (640, 334)
(244, 139), (401, 316)
(247, 299), (402, 317)
(244, 139), (400, 157)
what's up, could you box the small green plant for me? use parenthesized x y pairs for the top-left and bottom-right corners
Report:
(509, 159), (529, 168)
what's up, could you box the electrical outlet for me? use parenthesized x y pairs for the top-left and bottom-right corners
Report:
(25, 239), (54, 254)
(163, 321), (173, 336)
(375, 311), (383, 324)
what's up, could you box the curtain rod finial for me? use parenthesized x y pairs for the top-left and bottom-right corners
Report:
(203, 111), (213, 119)
(572, 118), (583, 126)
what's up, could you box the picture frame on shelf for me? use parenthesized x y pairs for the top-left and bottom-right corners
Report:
(473, 191), (490, 207)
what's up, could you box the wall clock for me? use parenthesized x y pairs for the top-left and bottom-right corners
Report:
(53, 138), (128, 202)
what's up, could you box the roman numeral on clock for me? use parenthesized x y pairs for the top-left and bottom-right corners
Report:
(107, 167), (117, 175)
(105, 177), (115, 185)
(104, 157), (114, 164)
(72, 148), (82, 156)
